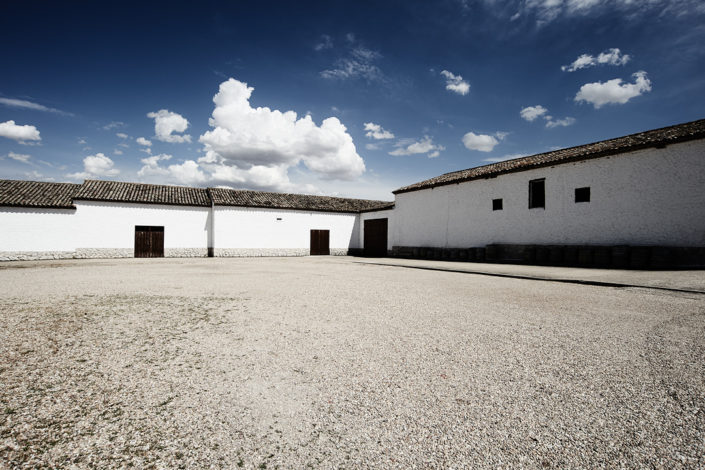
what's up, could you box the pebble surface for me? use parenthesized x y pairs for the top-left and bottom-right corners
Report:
(0, 257), (703, 469)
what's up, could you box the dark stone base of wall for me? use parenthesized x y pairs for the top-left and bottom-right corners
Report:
(389, 244), (705, 270)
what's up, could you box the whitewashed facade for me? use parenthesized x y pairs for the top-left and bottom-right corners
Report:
(0, 207), (76, 255)
(72, 201), (211, 258)
(392, 139), (705, 248)
(213, 206), (360, 257)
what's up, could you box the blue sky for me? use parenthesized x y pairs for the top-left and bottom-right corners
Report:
(1, 0), (703, 200)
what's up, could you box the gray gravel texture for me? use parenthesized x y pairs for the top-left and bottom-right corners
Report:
(0, 257), (704, 469)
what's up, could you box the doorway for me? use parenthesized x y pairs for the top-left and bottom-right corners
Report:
(134, 226), (164, 258)
(363, 218), (388, 257)
(310, 229), (330, 255)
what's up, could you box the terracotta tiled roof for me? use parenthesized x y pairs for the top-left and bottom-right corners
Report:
(0, 180), (81, 209)
(74, 180), (211, 207)
(394, 118), (705, 195)
(209, 187), (394, 213)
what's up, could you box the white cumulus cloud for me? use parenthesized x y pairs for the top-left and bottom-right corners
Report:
(136, 136), (152, 147)
(520, 105), (549, 122)
(116, 132), (128, 139)
(198, 78), (365, 191)
(67, 153), (120, 179)
(147, 109), (192, 143)
(137, 154), (206, 186)
(389, 136), (444, 158)
(440, 70), (470, 95)
(575, 71), (652, 108)
(139, 153), (172, 168)
(167, 161), (207, 186)
(0, 120), (41, 143)
(364, 122), (394, 140)
(562, 48), (631, 72)
(462, 131), (508, 152)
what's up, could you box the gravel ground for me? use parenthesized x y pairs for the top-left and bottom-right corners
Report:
(0, 257), (703, 469)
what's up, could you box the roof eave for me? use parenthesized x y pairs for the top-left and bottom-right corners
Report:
(0, 203), (76, 210)
(213, 202), (365, 213)
(393, 131), (705, 195)
(73, 197), (210, 208)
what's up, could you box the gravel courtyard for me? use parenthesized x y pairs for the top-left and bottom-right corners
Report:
(1, 257), (703, 469)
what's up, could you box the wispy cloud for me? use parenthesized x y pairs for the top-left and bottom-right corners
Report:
(320, 46), (384, 82)
(0, 97), (73, 116)
(562, 48), (630, 72)
(513, 0), (705, 26)
(520, 105), (575, 128)
(314, 34), (333, 51)
(102, 121), (125, 130)
(6, 151), (32, 164)
(545, 116), (576, 128)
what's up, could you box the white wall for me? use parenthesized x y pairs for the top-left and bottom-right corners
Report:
(0, 207), (77, 251)
(215, 206), (360, 249)
(392, 139), (705, 247)
(73, 201), (210, 250)
(359, 209), (395, 250)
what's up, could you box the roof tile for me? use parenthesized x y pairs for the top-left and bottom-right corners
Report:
(394, 118), (705, 194)
(209, 188), (393, 213)
(74, 180), (211, 207)
(0, 180), (80, 209)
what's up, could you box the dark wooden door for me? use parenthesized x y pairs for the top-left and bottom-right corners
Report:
(310, 229), (330, 255)
(364, 218), (388, 257)
(134, 226), (164, 258)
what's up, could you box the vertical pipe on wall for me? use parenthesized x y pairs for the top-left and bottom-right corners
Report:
(207, 189), (215, 257)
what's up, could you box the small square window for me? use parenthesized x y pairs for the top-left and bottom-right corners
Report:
(529, 179), (545, 209)
(575, 187), (590, 203)
(492, 198), (503, 211)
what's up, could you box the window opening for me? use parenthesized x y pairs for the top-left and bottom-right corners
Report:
(529, 179), (545, 209)
(575, 187), (590, 203)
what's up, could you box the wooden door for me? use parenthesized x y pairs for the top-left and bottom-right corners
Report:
(310, 229), (330, 255)
(364, 218), (388, 257)
(134, 226), (164, 258)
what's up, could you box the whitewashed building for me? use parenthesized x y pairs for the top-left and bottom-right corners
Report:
(1, 118), (704, 268)
(390, 118), (705, 268)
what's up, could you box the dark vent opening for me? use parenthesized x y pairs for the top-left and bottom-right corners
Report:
(492, 198), (503, 211)
(575, 187), (591, 203)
